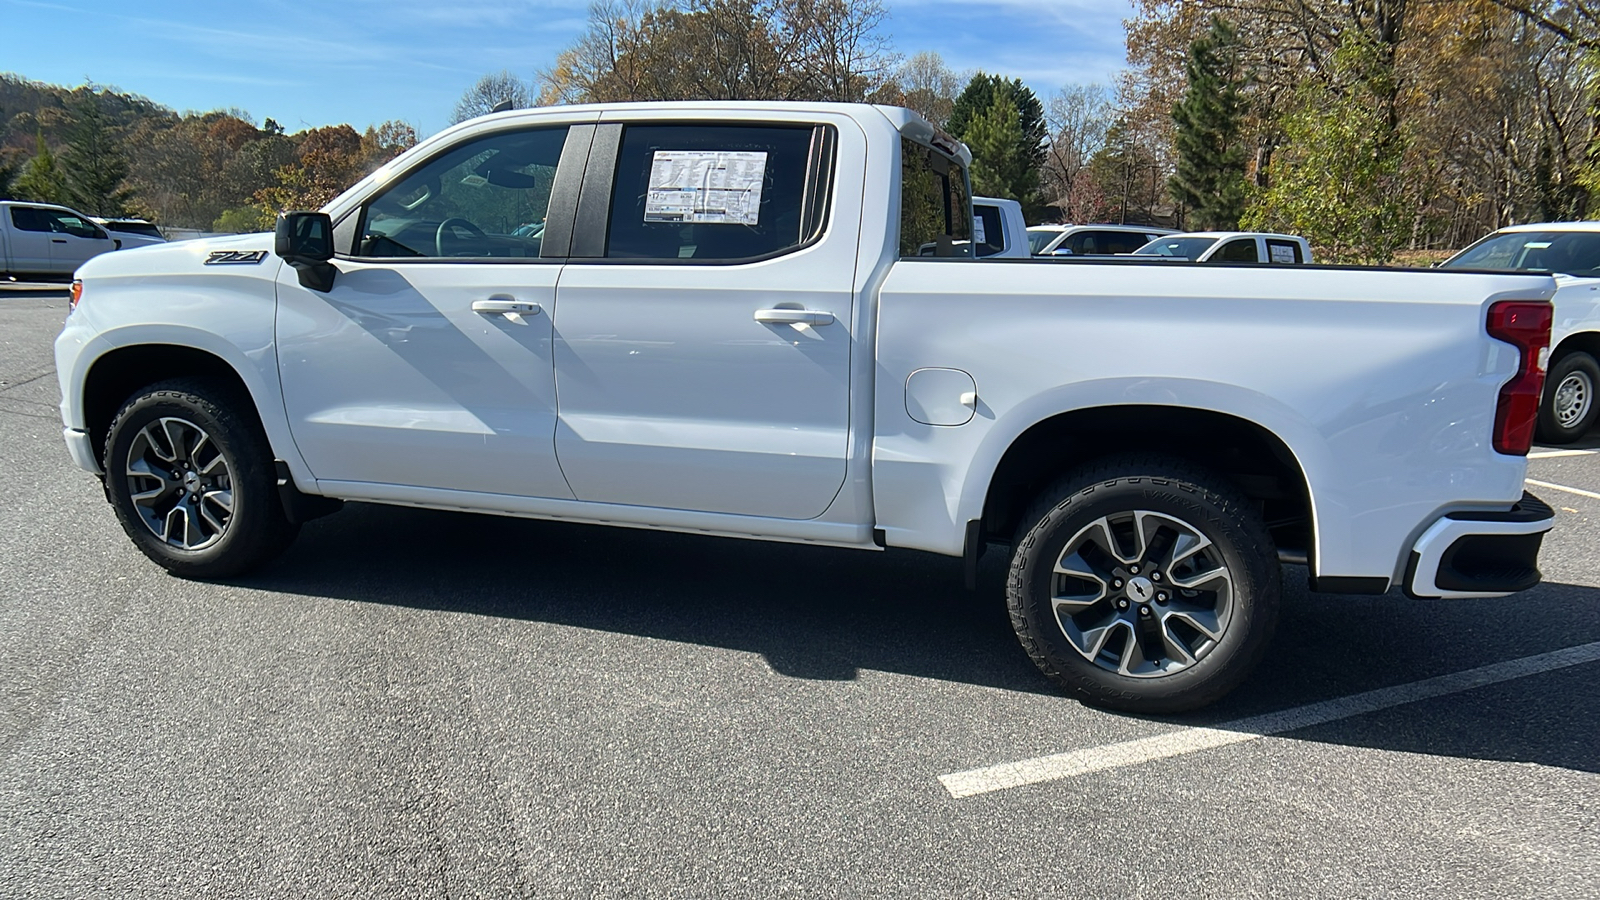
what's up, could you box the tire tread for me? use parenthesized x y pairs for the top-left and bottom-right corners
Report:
(1005, 454), (1280, 713)
(103, 377), (298, 579)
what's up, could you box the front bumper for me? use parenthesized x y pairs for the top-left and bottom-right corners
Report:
(1404, 492), (1554, 599)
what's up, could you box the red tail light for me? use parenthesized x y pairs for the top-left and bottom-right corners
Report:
(1486, 299), (1553, 455)
(69, 279), (83, 311)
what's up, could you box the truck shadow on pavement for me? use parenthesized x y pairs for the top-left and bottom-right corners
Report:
(237, 502), (1600, 775)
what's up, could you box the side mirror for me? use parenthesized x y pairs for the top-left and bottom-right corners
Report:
(275, 211), (337, 292)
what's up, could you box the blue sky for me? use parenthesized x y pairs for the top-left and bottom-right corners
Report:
(2, 0), (1130, 137)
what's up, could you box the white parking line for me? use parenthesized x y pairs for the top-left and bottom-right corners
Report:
(1526, 478), (1600, 501)
(939, 641), (1600, 799)
(1527, 449), (1597, 459)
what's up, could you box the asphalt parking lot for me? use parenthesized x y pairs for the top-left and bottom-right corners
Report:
(2, 288), (1596, 898)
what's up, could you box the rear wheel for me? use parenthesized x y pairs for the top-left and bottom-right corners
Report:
(104, 378), (298, 578)
(1538, 351), (1598, 444)
(1007, 456), (1280, 713)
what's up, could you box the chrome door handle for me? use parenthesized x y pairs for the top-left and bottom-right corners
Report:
(472, 299), (542, 315)
(754, 308), (834, 326)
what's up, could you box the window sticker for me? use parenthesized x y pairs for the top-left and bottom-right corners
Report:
(972, 215), (986, 244)
(1268, 242), (1298, 264)
(644, 150), (768, 225)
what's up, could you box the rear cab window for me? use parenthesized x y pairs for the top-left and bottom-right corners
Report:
(900, 138), (971, 258)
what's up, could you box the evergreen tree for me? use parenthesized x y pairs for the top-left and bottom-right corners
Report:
(948, 73), (1047, 217)
(61, 98), (134, 216)
(13, 132), (68, 204)
(965, 89), (1039, 205)
(0, 151), (21, 201)
(1169, 17), (1247, 231)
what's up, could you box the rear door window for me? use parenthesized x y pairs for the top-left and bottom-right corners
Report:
(9, 207), (50, 232)
(1264, 239), (1303, 264)
(973, 204), (1004, 257)
(606, 123), (829, 262)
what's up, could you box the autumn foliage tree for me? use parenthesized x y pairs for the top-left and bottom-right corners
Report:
(250, 121), (417, 228)
(537, 0), (897, 104)
(1123, 0), (1599, 256)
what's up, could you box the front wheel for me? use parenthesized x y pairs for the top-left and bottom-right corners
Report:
(103, 378), (299, 579)
(1006, 456), (1281, 713)
(1538, 351), (1599, 444)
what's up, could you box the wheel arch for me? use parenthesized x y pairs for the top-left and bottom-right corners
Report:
(78, 335), (308, 486)
(1551, 329), (1600, 364)
(971, 403), (1317, 566)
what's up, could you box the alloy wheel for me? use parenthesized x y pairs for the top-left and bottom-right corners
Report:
(124, 416), (235, 550)
(1050, 510), (1234, 678)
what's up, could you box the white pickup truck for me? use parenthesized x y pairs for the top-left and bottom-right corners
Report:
(1442, 222), (1600, 443)
(2, 200), (121, 281)
(972, 196), (1029, 258)
(56, 102), (1559, 712)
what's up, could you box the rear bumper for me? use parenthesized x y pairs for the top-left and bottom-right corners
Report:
(1404, 492), (1554, 599)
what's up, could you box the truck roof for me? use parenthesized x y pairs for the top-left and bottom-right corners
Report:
(459, 100), (969, 163)
(1495, 220), (1600, 233)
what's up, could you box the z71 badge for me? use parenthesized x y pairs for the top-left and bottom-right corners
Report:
(204, 250), (269, 265)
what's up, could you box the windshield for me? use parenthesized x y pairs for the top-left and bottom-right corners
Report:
(1442, 230), (1600, 277)
(1026, 230), (1058, 254)
(1134, 236), (1218, 261)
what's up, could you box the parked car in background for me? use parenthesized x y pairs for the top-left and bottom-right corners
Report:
(91, 217), (168, 250)
(1, 201), (119, 281)
(1441, 222), (1600, 442)
(972, 196), (1029, 258)
(1027, 223), (1175, 256)
(1134, 232), (1314, 265)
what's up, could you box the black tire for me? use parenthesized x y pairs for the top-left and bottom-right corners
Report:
(103, 378), (298, 578)
(1006, 455), (1280, 714)
(1537, 351), (1599, 444)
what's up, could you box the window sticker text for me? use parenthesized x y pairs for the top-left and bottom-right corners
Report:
(644, 150), (768, 226)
